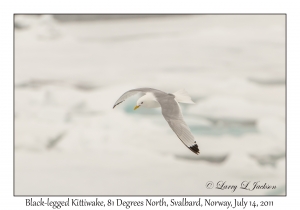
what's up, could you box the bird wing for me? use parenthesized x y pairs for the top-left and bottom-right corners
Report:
(113, 88), (166, 109)
(155, 93), (200, 155)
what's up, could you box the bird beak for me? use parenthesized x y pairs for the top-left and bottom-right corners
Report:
(134, 105), (140, 110)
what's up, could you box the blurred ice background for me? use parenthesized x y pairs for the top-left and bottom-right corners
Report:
(14, 15), (285, 195)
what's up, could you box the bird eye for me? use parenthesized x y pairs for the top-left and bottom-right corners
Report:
(141, 102), (143, 104)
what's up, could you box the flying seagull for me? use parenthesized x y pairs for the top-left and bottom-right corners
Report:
(113, 88), (199, 155)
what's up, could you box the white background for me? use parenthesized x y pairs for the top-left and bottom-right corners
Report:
(0, 0), (298, 209)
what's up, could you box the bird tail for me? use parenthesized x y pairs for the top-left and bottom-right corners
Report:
(172, 89), (195, 104)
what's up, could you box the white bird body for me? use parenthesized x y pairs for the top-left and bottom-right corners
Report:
(137, 89), (195, 109)
(137, 93), (161, 108)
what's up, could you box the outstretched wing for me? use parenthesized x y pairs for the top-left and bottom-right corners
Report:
(155, 93), (200, 155)
(113, 88), (166, 109)
(113, 90), (140, 109)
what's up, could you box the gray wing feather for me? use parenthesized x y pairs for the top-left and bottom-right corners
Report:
(113, 90), (139, 108)
(155, 94), (200, 155)
(113, 88), (166, 109)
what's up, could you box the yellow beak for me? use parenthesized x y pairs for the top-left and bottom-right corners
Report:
(134, 105), (140, 110)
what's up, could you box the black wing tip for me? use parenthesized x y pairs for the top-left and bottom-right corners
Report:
(113, 101), (124, 109)
(189, 144), (200, 155)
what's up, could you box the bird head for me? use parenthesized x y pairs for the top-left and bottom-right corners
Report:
(134, 98), (144, 110)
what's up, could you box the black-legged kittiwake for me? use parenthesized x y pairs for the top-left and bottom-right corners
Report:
(113, 88), (199, 155)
